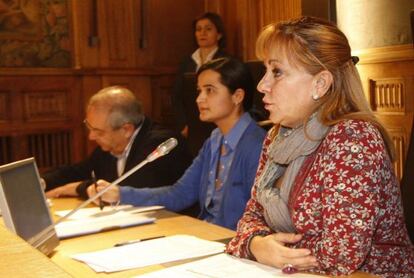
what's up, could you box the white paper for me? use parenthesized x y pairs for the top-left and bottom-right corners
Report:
(71, 235), (225, 273)
(55, 205), (164, 220)
(55, 211), (155, 239)
(137, 253), (324, 278)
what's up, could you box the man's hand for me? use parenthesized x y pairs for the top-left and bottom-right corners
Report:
(86, 179), (121, 205)
(45, 182), (81, 198)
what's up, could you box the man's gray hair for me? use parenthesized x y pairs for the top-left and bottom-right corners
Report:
(88, 86), (144, 129)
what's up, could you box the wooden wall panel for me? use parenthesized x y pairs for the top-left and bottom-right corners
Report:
(71, 0), (100, 68)
(0, 72), (84, 171)
(147, 0), (204, 67)
(355, 44), (414, 180)
(72, 0), (204, 69)
(206, 0), (248, 59)
(98, 0), (139, 68)
(258, 0), (302, 27)
(81, 75), (102, 109)
(151, 75), (176, 128)
(205, 0), (301, 60)
(23, 91), (68, 122)
(0, 1), (203, 172)
(0, 92), (9, 122)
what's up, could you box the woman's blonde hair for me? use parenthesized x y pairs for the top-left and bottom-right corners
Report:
(256, 16), (395, 160)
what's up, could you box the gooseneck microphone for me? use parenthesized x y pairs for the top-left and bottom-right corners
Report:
(85, 137), (178, 206)
(28, 138), (178, 246)
(146, 137), (178, 162)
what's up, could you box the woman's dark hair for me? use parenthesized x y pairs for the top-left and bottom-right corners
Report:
(193, 12), (226, 48)
(197, 57), (254, 111)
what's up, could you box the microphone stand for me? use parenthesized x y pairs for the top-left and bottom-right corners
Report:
(28, 138), (177, 246)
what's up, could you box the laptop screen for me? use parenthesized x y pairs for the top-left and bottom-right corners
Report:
(0, 157), (59, 255)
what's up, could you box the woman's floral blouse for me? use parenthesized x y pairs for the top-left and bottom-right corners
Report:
(227, 120), (414, 277)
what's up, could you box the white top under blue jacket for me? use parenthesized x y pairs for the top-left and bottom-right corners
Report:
(120, 113), (266, 230)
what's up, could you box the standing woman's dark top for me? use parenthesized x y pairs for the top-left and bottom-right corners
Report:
(172, 12), (231, 156)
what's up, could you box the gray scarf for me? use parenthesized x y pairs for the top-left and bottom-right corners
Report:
(256, 115), (330, 233)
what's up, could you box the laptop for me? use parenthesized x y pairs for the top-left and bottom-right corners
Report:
(0, 157), (59, 255)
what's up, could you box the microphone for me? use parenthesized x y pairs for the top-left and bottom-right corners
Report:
(28, 138), (178, 246)
(85, 137), (178, 206)
(146, 137), (178, 162)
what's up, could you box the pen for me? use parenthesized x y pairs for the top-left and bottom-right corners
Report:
(91, 170), (104, 211)
(113, 235), (165, 247)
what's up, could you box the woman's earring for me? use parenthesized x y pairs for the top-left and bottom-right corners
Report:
(312, 92), (319, 101)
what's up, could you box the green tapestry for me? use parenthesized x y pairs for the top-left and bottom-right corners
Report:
(0, 0), (70, 67)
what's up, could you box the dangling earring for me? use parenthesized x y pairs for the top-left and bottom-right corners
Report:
(312, 91), (319, 101)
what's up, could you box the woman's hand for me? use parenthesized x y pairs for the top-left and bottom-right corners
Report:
(86, 179), (121, 205)
(250, 233), (318, 271)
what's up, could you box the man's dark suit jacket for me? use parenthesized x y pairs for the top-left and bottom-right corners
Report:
(43, 117), (193, 199)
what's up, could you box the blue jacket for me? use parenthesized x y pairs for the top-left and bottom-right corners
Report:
(120, 121), (266, 230)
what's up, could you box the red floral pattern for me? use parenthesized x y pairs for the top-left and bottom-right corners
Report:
(227, 120), (414, 277)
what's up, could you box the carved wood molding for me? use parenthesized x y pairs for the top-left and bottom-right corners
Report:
(28, 131), (72, 169)
(369, 78), (405, 114)
(23, 91), (68, 121)
(353, 44), (414, 64)
(388, 128), (407, 181)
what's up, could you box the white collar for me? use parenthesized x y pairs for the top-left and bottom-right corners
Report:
(191, 47), (219, 71)
(112, 121), (142, 159)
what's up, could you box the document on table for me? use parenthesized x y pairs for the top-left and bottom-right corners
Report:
(71, 235), (225, 273)
(55, 205), (164, 220)
(55, 211), (155, 239)
(137, 253), (324, 278)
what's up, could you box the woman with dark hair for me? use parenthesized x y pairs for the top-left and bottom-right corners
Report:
(172, 12), (232, 156)
(226, 16), (414, 277)
(90, 58), (266, 230)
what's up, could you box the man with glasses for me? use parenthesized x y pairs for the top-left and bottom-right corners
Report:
(43, 86), (192, 200)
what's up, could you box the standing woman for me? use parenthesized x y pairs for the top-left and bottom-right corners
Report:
(226, 17), (414, 276)
(172, 12), (231, 155)
(91, 58), (266, 230)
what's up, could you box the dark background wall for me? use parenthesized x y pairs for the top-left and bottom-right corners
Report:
(301, 0), (336, 22)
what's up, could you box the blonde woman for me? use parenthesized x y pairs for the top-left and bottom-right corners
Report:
(227, 17), (414, 277)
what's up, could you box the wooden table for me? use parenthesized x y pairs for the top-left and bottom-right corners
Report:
(0, 197), (378, 277)
(50, 198), (236, 277)
(0, 225), (70, 277)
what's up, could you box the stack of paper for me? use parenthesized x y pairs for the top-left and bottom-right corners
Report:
(55, 210), (155, 239)
(54, 205), (164, 220)
(137, 253), (324, 278)
(71, 235), (225, 273)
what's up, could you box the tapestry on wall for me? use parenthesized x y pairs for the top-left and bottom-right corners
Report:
(0, 0), (70, 67)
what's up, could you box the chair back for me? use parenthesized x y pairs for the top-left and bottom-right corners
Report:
(245, 60), (269, 123)
(401, 120), (414, 242)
